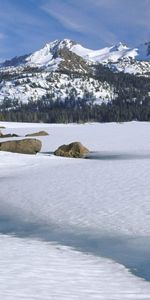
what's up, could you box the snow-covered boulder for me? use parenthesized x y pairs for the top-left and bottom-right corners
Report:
(54, 141), (89, 158)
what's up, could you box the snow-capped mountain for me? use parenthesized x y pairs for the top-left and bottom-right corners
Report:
(25, 40), (139, 66)
(0, 38), (150, 106)
(1, 39), (150, 69)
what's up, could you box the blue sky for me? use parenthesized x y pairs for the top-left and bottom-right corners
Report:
(0, 0), (149, 61)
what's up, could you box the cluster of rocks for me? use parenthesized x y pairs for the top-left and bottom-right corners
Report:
(0, 127), (89, 158)
(0, 129), (49, 138)
(0, 129), (45, 154)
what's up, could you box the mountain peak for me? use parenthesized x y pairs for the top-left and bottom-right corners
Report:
(26, 38), (77, 67)
(112, 42), (128, 51)
(46, 38), (76, 50)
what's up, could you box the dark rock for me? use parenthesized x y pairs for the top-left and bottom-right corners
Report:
(0, 133), (19, 138)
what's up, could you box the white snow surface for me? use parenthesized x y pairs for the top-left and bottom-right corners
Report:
(1, 121), (150, 299)
(0, 235), (150, 300)
(71, 42), (138, 63)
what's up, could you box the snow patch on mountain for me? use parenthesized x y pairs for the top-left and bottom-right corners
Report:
(107, 59), (150, 75)
(71, 42), (139, 63)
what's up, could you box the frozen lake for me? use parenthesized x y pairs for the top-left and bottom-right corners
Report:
(0, 121), (150, 299)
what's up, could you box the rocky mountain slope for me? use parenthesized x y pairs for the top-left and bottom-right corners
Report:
(0, 39), (150, 107)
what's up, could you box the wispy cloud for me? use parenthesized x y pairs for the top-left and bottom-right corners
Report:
(0, 0), (150, 59)
(41, 0), (118, 45)
(41, 0), (150, 46)
(42, 6), (84, 32)
(41, 1), (87, 33)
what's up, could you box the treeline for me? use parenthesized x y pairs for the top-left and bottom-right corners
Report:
(0, 94), (150, 123)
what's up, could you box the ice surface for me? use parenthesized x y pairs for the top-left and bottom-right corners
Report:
(1, 121), (150, 236)
(0, 121), (150, 299)
(0, 234), (150, 300)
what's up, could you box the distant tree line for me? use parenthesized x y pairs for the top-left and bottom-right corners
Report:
(0, 94), (150, 123)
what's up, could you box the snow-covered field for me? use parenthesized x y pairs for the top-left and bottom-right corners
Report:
(0, 121), (150, 299)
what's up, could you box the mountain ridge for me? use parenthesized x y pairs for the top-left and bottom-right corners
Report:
(0, 38), (150, 121)
(1, 38), (150, 70)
